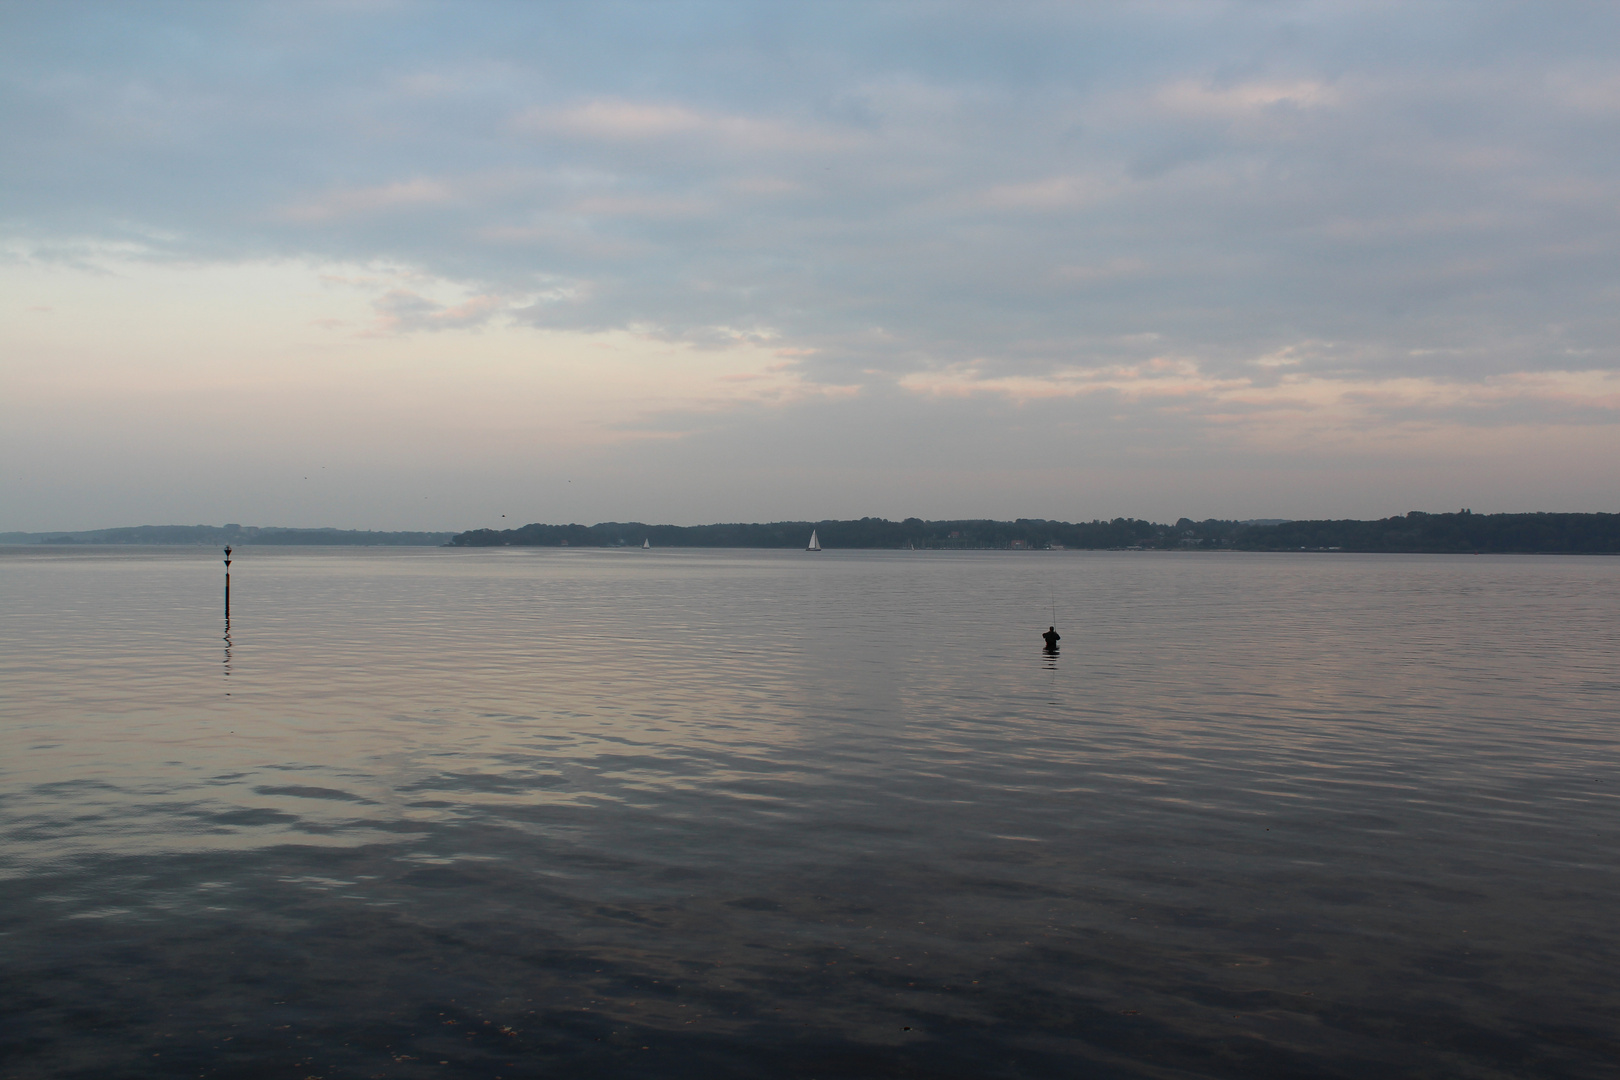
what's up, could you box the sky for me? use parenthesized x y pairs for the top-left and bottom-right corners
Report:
(3, 0), (1618, 531)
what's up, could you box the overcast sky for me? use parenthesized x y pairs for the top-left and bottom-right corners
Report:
(3, 1), (1618, 530)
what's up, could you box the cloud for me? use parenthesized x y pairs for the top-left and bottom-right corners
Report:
(898, 356), (1620, 440)
(5, 2), (1620, 525)
(371, 288), (505, 333)
(281, 179), (455, 223)
(568, 194), (712, 219)
(982, 174), (1118, 211)
(1054, 258), (1150, 283)
(513, 99), (860, 153)
(1546, 70), (1620, 114)
(1156, 79), (1341, 117)
(518, 100), (709, 140)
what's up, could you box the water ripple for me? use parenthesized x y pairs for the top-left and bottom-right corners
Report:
(1, 547), (1617, 1077)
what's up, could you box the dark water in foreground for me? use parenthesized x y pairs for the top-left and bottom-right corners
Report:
(1, 546), (1616, 1079)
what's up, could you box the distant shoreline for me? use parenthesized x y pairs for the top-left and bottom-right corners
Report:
(448, 511), (1620, 555)
(7, 511), (1617, 554)
(0, 525), (454, 547)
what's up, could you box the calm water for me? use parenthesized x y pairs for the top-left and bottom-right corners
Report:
(1, 546), (1616, 1079)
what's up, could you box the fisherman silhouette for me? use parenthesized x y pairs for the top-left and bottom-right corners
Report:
(1042, 626), (1061, 651)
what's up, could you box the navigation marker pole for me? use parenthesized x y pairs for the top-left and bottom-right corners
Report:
(224, 545), (233, 618)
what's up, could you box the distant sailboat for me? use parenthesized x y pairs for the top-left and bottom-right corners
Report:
(643, 538), (651, 549)
(806, 530), (822, 552)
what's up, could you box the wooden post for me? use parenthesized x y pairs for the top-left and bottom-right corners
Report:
(224, 545), (232, 618)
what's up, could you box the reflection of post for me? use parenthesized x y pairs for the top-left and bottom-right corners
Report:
(223, 545), (232, 617)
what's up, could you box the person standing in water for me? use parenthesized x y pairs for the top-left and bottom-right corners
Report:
(1042, 625), (1061, 650)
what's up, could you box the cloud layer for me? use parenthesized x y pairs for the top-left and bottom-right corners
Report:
(2, 1), (1618, 527)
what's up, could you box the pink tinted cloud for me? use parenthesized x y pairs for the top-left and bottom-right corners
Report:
(513, 99), (860, 153)
(371, 289), (505, 333)
(281, 179), (454, 223)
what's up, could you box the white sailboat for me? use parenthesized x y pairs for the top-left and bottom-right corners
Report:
(642, 538), (650, 549)
(806, 529), (822, 552)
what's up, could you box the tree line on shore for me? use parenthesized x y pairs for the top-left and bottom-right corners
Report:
(11, 511), (1614, 552)
(448, 511), (1620, 553)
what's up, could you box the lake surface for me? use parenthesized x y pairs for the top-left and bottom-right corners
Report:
(1, 546), (1616, 1079)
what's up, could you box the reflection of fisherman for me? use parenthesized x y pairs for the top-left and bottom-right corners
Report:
(1042, 625), (1061, 650)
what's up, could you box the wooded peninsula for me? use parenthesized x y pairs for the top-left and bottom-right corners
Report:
(449, 511), (1620, 553)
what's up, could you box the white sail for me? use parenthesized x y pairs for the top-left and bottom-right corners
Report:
(643, 538), (650, 549)
(807, 529), (821, 551)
